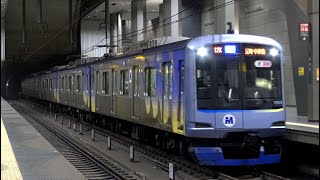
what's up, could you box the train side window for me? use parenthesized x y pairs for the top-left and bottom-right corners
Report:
(61, 76), (65, 91)
(102, 71), (109, 94)
(145, 67), (157, 97)
(133, 66), (139, 95)
(65, 77), (67, 91)
(43, 79), (45, 90)
(50, 78), (53, 90)
(145, 68), (150, 96)
(150, 68), (157, 97)
(112, 70), (117, 93)
(96, 71), (100, 93)
(76, 75), (81, 92)
(163, 64), (173, 99)
(82, 73), (85, 92)
(180, 64), (184, 96)
(120, 69), (129, 95)
(68, 76), (72, 91)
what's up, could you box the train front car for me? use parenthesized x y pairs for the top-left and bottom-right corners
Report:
(184, 34), (285, 166)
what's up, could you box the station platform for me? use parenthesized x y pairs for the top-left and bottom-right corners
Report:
(1, 97), (85, 180)
(285, 107), (319, 145)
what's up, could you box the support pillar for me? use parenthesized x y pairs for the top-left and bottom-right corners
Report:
(158, 3), (164, 37)
(1, 18), (5, 61)
(69, 0), (73, 45)
(307, 0), (319, 121)
(215, 0), (239, 34)
(131, 0), (146, 43)
(201, 0), (215, 35)
(163, 0), (182, 37)
(117, 13), (122, 53)
(105, 0), (111, 53)
(122, 20), (131, 40)
(110, 13), (118, 53)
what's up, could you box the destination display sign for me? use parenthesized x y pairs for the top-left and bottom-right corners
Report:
(245, 48), (266, 56)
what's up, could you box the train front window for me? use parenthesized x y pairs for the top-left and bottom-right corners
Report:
(196, 45), (283, 110)
(243, 53), (282, 109)
(196, 54), (213, 109)
(215, 56), (241, 110)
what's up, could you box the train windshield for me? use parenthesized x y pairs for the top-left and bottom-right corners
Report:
(243, 51), (282, 109)
(196, 44), (283, 110)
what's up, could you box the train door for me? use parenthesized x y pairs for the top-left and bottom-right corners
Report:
(132, 66), (139, 118)
(214, 56), (243, 129)
(111, 69), (117, 114)
(178, 61), (184, 131)
(162, 62), (172, 126)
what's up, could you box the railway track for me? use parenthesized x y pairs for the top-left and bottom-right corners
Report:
(12, 102), (139, 180)
(15, 99), (291, 180)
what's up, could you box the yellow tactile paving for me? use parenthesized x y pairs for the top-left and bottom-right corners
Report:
(1, 118), (23, 180)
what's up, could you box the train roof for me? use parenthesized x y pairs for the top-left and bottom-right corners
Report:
(187, 34), (283, 51)
(25, 34), (283, 77)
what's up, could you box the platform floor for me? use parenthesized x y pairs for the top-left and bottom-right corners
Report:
(286, 107), (319, 133)
(1, 97), (85, 180)
(285, 107), (319, 145)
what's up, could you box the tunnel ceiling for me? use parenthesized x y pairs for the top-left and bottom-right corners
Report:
(3, 0), (163, 73)
(4, 0), (75, 72)
(84, 0), (162, 21)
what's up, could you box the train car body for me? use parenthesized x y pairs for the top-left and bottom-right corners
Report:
(21, 34), (286, 166)
(184, 35), (285, 165)
(55, 66), (91, 112)
(91, 40), (187, 134)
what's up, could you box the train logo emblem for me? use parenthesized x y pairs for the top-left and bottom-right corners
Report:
(223, 114), (236, 127)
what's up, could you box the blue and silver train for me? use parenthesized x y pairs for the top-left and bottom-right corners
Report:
(22, 34), (286, 166)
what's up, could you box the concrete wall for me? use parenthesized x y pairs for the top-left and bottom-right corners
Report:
(307, 0), (319, 121)
(80, 19), (107, 57)
(151, 17), (160, 38)
(285, 0), (309, 114)
(145, 20), (154, 40)
(201, 0), (216, 35)
(122, 20), (132, 40)
(163, 0), (182, 37)
(181, 0), (201, 38)
(239, 0), (296, 107)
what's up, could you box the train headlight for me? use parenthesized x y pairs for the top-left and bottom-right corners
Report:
(269, 48), (279, 56)
(196, 47), (208, 57)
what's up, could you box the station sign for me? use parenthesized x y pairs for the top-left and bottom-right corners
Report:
(299, 23), (310, 41)
(298, 67), (305, 76)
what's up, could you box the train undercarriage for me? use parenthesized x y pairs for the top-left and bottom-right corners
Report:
(30, 97), (282, 166)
